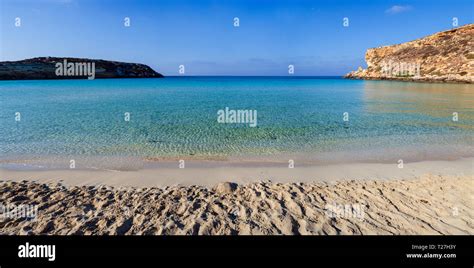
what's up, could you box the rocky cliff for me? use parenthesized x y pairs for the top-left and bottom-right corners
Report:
(0, 57), (163, 80)
(345, 24), (473, 83)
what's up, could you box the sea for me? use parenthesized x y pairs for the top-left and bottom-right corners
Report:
(0, 77), (472, 170)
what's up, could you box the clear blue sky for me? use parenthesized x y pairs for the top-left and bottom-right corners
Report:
(1, 0), (472, 76)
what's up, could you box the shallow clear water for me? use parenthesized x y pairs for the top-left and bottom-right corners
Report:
(0, 77), (473, 168)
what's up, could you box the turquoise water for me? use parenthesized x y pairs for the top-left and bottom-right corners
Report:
(0, 77), (473, 168)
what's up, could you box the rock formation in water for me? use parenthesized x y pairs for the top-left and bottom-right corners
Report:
(0, 57), (163, 80)
(345, 24), (473, 83)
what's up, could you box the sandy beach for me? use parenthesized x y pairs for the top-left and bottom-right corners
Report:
(0, 158), (472, 235)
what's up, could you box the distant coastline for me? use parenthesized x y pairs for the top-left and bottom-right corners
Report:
(0, 57), (163, 80)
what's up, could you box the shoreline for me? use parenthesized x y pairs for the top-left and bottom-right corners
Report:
(1, 157), (472, 187)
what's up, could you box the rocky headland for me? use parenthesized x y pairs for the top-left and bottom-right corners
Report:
(0, 57), (163, 80)
(345, 24), (473, 83)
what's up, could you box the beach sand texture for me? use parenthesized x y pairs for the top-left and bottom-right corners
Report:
(0, 174), (472, 235)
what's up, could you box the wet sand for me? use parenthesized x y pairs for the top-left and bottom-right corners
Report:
(0, 157), (472, 187)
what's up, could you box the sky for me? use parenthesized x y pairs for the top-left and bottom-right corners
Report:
(0, 0), (473, 76)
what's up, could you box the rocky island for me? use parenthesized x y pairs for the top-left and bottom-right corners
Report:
(0, 57), (163, 80)
(345, 24), (473, 83)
